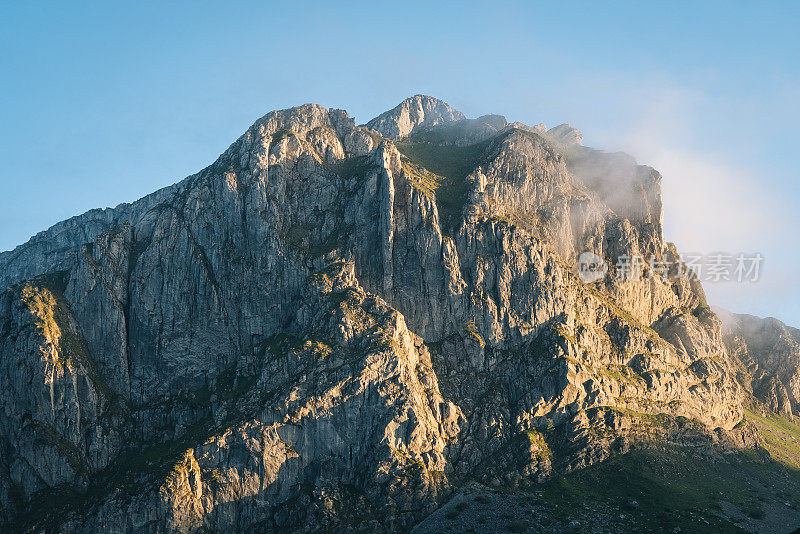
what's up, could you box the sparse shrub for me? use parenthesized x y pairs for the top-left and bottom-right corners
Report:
(545, 418), (555, 433)
(209, 468), (222, 484)
(464, 319), (486, 347)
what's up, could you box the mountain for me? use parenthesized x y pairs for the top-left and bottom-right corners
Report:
(365, 94), (466, 139)
(715, 307), (800, 418)
(0, 96), (798, 533)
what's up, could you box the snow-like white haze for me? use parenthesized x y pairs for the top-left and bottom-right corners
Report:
(595, 86), (799, 324)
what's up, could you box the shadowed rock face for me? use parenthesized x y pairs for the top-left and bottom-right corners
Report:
(0, 96), (745, 532)
(715, 306), (800, 417)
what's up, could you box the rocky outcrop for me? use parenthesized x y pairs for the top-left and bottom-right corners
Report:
(0, 96), (746, 532)
(47, 261), (461, 533)
(715, 307), (800, 417)
(546, 123), (583, 146)
(365, 95), (465, 140)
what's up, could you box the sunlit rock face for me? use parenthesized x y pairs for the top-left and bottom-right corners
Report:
(366, 94), (466, 140)
(0, 96), (746, 532)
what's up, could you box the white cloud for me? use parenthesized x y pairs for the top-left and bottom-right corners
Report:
(594, 83), (798, 322)
(599, 85), (784, 254)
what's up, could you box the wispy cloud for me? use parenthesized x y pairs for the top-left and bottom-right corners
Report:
(594, 82), (798, 322)
(602, 85), (783, 253)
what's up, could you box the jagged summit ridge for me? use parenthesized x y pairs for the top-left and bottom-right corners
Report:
(546, 123), (583, 146)
(365, 94), (466, 139)
(0, 96), (585, 288)
(365, 94), (584, 149)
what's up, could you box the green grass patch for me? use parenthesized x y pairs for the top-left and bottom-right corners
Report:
(524, 429), (552, 460)
(270, 128), (295, 146)
(597, 364), (646, 386)
(538, 443), (800, 533)
(541, 449), (729, 531)
(395, 137), (491, 233)
(744, 408), (800, 470)
(402, 159), (442, 200)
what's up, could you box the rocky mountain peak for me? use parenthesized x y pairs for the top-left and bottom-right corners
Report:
(365, 94), (466, 139)
(0, 95), (767, 533)
(546, 123), (583, 146)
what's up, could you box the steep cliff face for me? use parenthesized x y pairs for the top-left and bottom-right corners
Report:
(0, 97), (746, 532)
(716, 307), (800, 417)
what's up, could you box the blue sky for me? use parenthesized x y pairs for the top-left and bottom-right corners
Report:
(1, 1), (799, 323)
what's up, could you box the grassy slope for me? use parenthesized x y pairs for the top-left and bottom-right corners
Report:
(745, 408), (800, 470)
(535, 410), (800, 533)
(394, 137), (490, 233)
(417, 410), (800, 533)
(539, 449), (769, 532)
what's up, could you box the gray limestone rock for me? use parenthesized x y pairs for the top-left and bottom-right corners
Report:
(365, 95), (466, 139)
(716, 306), (800, 417)
(0, 96), (749, 532)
